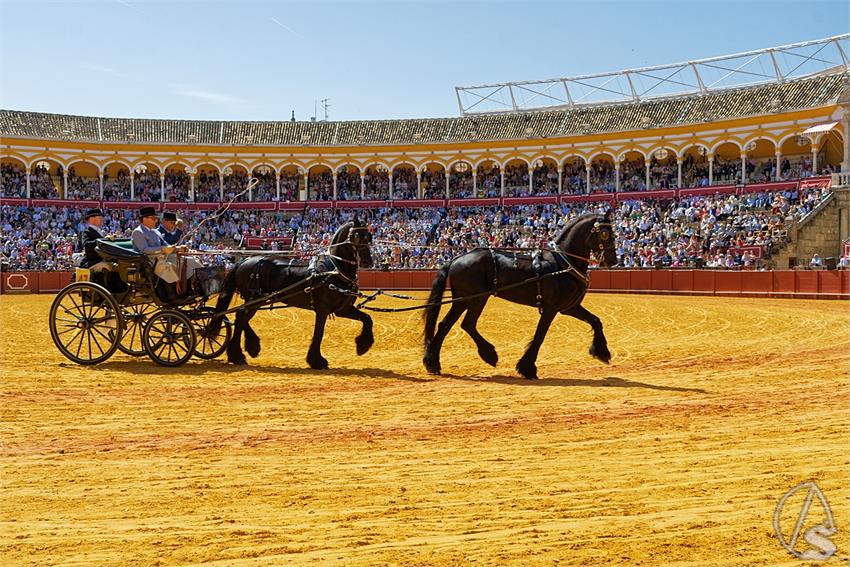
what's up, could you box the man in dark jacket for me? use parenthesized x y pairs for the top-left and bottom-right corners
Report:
(79, 208), (108, 269)
(157, 211), (184, 245)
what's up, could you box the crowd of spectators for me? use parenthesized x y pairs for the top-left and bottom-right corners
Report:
(1, 185), (834, 272)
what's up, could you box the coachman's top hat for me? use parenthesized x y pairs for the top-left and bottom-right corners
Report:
(139, 205), (159, 218)
(84, 208), (104, 219)
(162, 211), (179, 222)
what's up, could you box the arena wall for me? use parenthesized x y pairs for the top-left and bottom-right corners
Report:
(3, 270), (847, 299)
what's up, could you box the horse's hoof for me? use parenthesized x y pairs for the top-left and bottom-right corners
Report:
(516, 361), (538, 380)
(229, 357), (248, 366)
(308, 357), (329, 370)
(422, 355), (441, 375)
(355, 334), (374, 356)
(589, 345), (611, 364)
(479, 345), (498, 367)
(245, 341), (261, 359)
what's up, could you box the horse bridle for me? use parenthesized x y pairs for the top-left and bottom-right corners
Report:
(558, 219), (615, 264)
(327, 225), (372, 266)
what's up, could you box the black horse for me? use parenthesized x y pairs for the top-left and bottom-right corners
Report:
(422, 211), (618, 380)
(213, 218), (374, 369)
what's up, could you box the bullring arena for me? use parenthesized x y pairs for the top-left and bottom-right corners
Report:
(2, 291), (848, 565)
(3, 19), (850, 566)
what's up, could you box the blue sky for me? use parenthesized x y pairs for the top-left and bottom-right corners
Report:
(0, 0), (846, 121)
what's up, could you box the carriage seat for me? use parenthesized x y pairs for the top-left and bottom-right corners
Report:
(95, 239), (147, 266)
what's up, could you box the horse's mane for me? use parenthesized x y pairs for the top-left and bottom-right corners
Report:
(553, 213), (601, 245)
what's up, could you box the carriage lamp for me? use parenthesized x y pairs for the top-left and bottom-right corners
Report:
(654, 149), (669, 160)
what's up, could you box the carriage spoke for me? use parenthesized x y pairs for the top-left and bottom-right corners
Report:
(90, 325), (114, 343)
(64, 328), (83, 351)
(56, 325), (80, 336)
(90, 331), (106, 356)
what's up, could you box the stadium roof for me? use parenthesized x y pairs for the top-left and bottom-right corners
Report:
(455, 34), (850, 114)
(1, 72), (847, 147)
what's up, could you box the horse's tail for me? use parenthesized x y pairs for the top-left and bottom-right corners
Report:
(209, 262), (240, 333)
(423, 261), (451, 346)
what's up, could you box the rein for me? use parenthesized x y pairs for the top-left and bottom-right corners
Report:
(178, 178), (259, 246)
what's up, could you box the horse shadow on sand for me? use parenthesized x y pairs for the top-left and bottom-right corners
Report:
(439, 373), (708, 393)
(81, 361), (706, 393)
(84, 360), (432, 383)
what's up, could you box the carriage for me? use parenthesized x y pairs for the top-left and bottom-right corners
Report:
(48, 239), (233, 367)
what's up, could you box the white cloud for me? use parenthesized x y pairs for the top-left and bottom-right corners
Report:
(176, 88), (243, 105)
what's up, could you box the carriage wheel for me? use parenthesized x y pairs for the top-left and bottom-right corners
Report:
(191, 307), (232, 360)
(115, 302), (157, 356)
(142, 309), (197, 367)
(49, 282), (123, 365)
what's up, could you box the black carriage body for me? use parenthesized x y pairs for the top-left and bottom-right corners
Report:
(50, 239), (231, 366)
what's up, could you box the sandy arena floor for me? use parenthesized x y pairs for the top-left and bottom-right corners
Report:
(1, 292), (848, 566)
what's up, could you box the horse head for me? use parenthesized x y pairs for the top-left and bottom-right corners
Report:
(554, 210), (618, 268)
(330, 216), (374, 269)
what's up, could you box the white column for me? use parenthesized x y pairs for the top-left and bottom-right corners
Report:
(62, 170), (68, 199)
(99, 170), (104, 200)
(811, 146), (819, 175)
(190, 174), (195, 202)
(708, 156), (714, 185)
(615, 165), (620, 192)
(445, 171), (450, 199)
(417, 171), (422, 199)
(775, 152), (782, 181)
(677, 159), (683, 188)
(585, 166), (591, 194)
(388, 171), (394, 200)
(472, 171), (477, 197)
(528, 166), (533, 195)
(161, 174), (166, 202)
(304, 173), (309, 200)
(557, 168), (563, 195)
(333, 173), (338, 201)
(740, 153), (747, 185)
(219, 173), (224, 201)
(130, 174), (135, 200)
(500, 171), (506, 197)
(360, 174), (366, 199)
(275, 173), (281, 201)
(843, 108), (850, 173)
(25, 168), (31, 199)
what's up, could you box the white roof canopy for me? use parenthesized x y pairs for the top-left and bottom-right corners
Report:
(802, 122), (839, 135)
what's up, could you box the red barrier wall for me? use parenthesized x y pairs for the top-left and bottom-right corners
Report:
(1, 270), (847, 299)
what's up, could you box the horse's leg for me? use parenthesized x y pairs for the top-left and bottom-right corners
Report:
(460, 297), (497, 367)
(242, 308), (262, 358)
(306, 311), (330, 370)
(563, 304), (611, 364)
(227, 311), (249, 365)
(516, 308), (557, 380)
(422, 302), (467, 375)
(336, 304), (374, 355)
